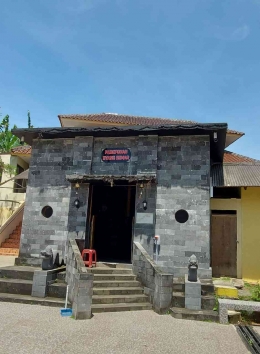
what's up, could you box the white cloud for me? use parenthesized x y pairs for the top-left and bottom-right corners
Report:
(230, 25), (250, 41)
(213, 24), (250, 41)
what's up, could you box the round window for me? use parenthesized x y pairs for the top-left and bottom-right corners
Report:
(41, 206), (53, 218)
(175, 209), (189, 223)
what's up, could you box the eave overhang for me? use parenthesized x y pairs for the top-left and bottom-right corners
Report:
(66, 174), (157, 184)
(12, 123), (227, 163)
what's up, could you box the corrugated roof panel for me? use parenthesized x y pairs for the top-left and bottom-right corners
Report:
(212, 164), (260, 187)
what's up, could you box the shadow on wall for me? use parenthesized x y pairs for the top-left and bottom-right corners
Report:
(134, 183), (157, 255)
(67, 183), (89, 247)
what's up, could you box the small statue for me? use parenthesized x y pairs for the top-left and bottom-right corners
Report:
(40, 246), (62, 270)
(188, 254), (198, 282)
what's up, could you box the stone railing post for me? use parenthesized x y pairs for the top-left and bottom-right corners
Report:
(65, 239), (93, 320)
(133, 242), (173, 314)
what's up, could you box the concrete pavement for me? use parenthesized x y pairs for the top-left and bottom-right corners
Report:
(0, 303), (248, 354)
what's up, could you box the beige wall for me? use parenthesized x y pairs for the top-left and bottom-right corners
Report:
(0, 154), (28, 227)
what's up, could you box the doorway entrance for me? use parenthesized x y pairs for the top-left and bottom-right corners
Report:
(211, 210), (237, 277)
(87, 183), (136, 263)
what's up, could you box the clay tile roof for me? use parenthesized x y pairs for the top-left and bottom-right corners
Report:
(11, 145), (32, 155)
(58, 113), (196, 126)
(226, 129), (244, 135)
(58, 113), (244, 135)
(224, 151), (260, 164)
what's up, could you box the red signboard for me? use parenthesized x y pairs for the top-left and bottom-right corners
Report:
(101, 148), (131, 163)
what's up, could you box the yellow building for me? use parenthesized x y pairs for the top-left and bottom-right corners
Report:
(211, 154), (260, 282)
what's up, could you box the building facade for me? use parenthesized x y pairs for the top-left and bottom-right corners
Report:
(14, 119), (227, 279)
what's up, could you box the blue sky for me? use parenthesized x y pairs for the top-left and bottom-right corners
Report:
(0, 0), (260, 158)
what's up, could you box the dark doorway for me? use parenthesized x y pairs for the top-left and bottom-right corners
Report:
(88, 183), (136, 263)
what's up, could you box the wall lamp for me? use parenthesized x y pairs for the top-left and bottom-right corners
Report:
(74, 198), (80, 209)
(143, 200), (147, 210)
(213, 132), (218, 142)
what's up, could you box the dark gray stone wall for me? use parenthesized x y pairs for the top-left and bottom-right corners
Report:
(20, 133), (211, 278)
(91, 137), (138, 175)
(155, 136), (211, 278)
(20, 138), (91, 260)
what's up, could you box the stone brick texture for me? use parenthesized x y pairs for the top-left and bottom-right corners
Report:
(66, 239), (93, 319)
(155, 136), (211, 277)
(132, 242), (173, 313)
(20, 134), (211, 278)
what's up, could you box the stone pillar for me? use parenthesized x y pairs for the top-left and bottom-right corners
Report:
(31, 270), (49, 297)
(153, 273), (173, 314)
(31, 268), (66, 298)
(185, 274), (201, 310)
(72, 272), (93, 320)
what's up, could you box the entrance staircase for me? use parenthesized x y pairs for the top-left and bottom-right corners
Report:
(0, 222), (22, 256)
(0, 264), (153, 313)
(90, 265), (152, 312)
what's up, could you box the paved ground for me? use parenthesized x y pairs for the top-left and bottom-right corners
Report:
(0, 303), (248, 354)
(254, 326), (260, 335)
(0, 255), (15, 267)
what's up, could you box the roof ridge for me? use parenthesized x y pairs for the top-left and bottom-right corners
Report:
(58, 113), (244, 135)
(58, 113), (196, 124)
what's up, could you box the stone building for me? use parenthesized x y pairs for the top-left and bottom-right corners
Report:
(13, 114), (229, 279)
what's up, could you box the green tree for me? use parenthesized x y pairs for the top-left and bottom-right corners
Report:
(0, 115), (20, 153)
(27, 110), (33, 128)
(0, 114), (20, 181)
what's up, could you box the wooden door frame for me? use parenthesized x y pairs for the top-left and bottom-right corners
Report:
(210, 198), (242, 278)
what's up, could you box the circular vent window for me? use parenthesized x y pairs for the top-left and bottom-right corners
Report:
(41, 206), (53, 218)
(175, 209), (189, 223)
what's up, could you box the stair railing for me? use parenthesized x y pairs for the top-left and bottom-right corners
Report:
(65, 239), (94, 320)
(132, 241), (173, 314)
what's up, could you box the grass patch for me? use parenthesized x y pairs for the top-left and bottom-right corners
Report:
(240, 282), (260, 302)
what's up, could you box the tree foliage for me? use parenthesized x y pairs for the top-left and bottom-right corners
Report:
(28, 110), (33, 128)
(0, 115), (20, 153)
(0, 114), (21, 180)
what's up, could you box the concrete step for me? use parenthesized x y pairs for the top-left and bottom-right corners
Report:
(92, 294), (148, 304)
(48, 283), (67, 298)
(92, 302), (152, 313)
(93, 274), (136, 281)
(0, 292), (68, 308)
(172, 281), (214, 295)
(172, 292), (215, 311)
(93, 287), (144, 296)
(57, 271), (66, 281)
(9, 234), (21, 240)
(0, 266), (36, 280)
(170, 307), (219, 322)
(0, 248), (19, 256)
(89, 268), (133, 275)
(93, 280), (141, 288)
(1, 242), (20, 248)
(3, 238), (20, 244)
(0, 278), (32, 295)
(96, 262), (132, 269)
